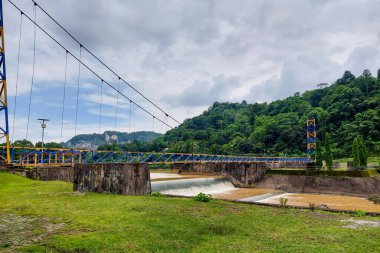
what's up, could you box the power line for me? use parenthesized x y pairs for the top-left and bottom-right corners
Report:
(31, 0), (181, 125)
(8, 0), (174, 130)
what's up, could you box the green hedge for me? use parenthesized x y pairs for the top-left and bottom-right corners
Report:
(267, 169), (378, 177)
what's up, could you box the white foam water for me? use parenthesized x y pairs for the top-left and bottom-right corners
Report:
(150, 173), (182, 180)
(151, 177), (236, 197)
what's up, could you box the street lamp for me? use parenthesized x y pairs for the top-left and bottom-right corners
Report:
(38, 118), (49, 148)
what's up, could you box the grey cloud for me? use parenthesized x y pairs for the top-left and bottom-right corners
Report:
(346, 46), (379, 74)
(246, 53), (342, 102)
(161, 74), (241, 107)
(4, 0), (380, 134)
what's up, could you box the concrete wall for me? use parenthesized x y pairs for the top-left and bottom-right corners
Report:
(74, 163), (151, 195)
(174, 162), (268, 188)
(255, 174), (380, 197)
(26, 167), (74, 182)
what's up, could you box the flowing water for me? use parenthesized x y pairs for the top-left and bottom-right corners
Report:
(150, 171), (380, 213)
(151, 177), (236, 196)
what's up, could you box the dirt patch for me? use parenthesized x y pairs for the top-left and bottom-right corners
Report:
(0, 213), (65, 251)
(341, 219), (380, 229)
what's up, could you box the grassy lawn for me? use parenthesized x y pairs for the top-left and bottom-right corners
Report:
(0, 173), (379, 252)
(335, 156), (380, 166)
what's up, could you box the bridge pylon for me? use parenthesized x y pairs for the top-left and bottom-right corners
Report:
(0, 0), (10, 165)
(0, 0), (10, 164)
(306, 119), (317, 160)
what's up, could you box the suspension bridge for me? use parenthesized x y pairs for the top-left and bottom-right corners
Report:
(0, 0), (316, 167)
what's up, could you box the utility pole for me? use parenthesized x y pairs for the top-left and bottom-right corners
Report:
(38, 118), (49, 148)
(0, 0), (11, 165)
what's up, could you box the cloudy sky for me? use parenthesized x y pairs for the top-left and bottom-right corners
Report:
(3, 0), (380, 143)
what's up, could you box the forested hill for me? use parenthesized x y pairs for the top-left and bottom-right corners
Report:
(160, 69), (380, 157)
(100, 69), (380, 158)
(67, 131), (162, 148)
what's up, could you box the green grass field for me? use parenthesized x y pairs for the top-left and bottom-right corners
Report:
(335, 156), (380, 166)
(0, 173), (379, 253)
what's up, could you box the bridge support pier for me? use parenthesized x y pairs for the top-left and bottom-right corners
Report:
(174, 162), (268, 188)
(74, 163), (151, 195)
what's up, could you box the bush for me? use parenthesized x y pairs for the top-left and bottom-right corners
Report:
(150, 192), (163, 197)
(279, 197), (288, 207)
(354, 210), (366, 217)
(194, 192), (212, 202)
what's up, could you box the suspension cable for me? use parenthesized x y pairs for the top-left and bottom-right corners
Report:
(113, 77), (120, 131)
(99, 79), (103, 135)
(129, 100), (132, 134)
(152, 116), (155, 133)
(30, 0), (181, 125)
(60, 51), (68, 143)
(12, 12), (23, 143)
(74, 46), (82, 137)
(7, 0), (174, 129)
(25, 3), (37, 140)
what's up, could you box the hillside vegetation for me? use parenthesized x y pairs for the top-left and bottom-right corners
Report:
(101, 69), (380, 158)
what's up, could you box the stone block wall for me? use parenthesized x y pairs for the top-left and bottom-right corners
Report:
(26, 167), (74, 182)
(74, 163), (151, 195)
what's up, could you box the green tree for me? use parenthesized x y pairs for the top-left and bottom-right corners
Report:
(352, 135), (368, 170)
(324, 133), (333, 170)
(35, 142), (62, 148)
(13, 139), (34, 147)
(337, 70), (355, 84)
(315, 140), (323, 169)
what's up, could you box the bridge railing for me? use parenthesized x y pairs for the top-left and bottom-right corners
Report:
(0, 146), (312, 167)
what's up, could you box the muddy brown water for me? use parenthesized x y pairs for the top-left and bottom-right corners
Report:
(150, 171), (380, 213)
(213, 188), (282, 200)
(258, 193), (380, 213)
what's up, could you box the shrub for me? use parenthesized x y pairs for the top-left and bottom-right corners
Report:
(150, 192), (163, 197)
(354, 210), (366, 217)
(194, 192), (212, 202)
(279, 197), (288, 207)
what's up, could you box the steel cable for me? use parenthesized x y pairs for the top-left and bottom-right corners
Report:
(25, 4), (37, 140)
(60, 51), (68, 143)
(11, 12), (23, 142)
(31, 0), (181, 125)
(74, 46), (82, 137)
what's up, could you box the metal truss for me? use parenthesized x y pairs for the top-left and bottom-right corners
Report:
(0, 1), (10, 165)
(0, 146), (311, 167)
(306, 119), (317, 159)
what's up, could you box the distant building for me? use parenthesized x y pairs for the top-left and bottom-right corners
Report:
(111, 135), (118, 143)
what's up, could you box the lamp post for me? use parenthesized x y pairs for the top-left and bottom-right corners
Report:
(38, 118), (49, 148)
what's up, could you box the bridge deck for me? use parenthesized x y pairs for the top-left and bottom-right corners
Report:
(0, 146), (312, 167)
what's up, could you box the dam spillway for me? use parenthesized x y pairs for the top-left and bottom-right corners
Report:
(151, 177), (236, 197)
